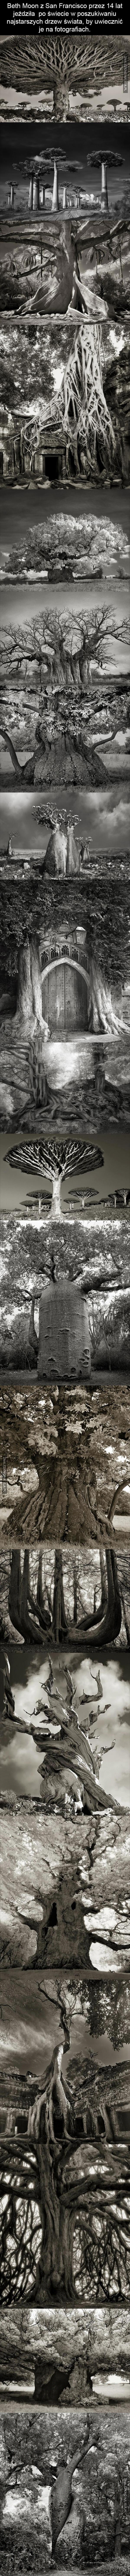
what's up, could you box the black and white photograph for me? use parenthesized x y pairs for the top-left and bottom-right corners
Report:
(0, 1126), (130, 1376)
(0, 2302), (130, 2407)
(1, 1535), (130, 1644)
(0, 311), (130, 481)
(0, 1715), (130, 1960)
(0, 862), (129, 1129)
(0, 5), (130, 2561)
(0, 1380), (130, 1543)
(0, 124), (130, 327)
(0, 1578), (130, 1812)
(0, 22), (129, 121)
(1, 480), (129, 579)
(0, 1976), (130, 2296)
(0, 585), (130, 769)
(0, 2405), (130, 2567)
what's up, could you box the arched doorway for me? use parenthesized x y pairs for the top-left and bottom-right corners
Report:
(41, 954), (91, 1036)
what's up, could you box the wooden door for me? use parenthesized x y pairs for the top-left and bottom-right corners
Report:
(42, 959), (88, 1033)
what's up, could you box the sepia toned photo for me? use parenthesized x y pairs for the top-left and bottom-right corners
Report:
(0, 1380), (130, 1544)
(0, 7), (130, 2558)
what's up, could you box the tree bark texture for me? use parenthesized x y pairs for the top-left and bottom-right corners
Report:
(0, 1384), (129, 1547)
(0, 1212), (130, 1375)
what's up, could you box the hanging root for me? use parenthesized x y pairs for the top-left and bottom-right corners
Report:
(60, 321), (123, 478)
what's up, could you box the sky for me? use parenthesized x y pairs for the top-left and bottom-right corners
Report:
(1, 786), (129, 855)
(1, 1949), (130, 2073)
(1, 483), (130, 552)
(1, 2004), (130, 2075)
(1, 573), (129, 629)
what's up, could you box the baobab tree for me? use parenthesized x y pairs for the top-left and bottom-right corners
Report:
(0, 602), (124, 713)
(0, 724), (37, 791)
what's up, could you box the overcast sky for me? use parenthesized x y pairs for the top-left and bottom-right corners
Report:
(1, 785), (129, 855)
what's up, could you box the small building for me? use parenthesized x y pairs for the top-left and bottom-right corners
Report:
(31, 429), (66, 482)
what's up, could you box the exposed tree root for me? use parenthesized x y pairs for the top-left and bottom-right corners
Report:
(60, 322), (123, 480)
